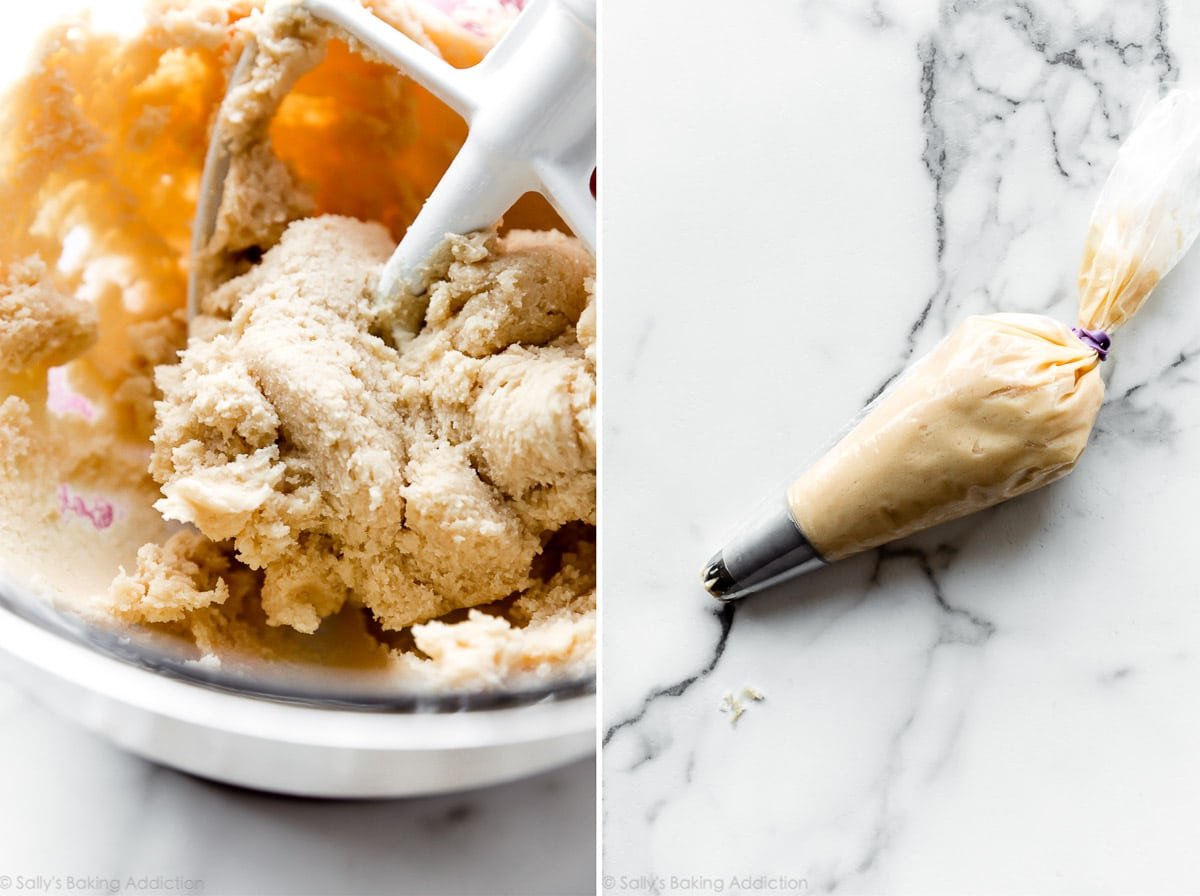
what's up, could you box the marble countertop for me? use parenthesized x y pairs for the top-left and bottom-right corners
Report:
(603, 0), (1200, 893)
(0, 679), (595, 895)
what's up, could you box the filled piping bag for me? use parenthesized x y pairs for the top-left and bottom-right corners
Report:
(704, 87), (1200, 600)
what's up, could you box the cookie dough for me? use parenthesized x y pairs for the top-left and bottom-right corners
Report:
(787, 314), (1103, 560)
(0, 0), (594, 689)
(783, 87), (1200, 566)
(152, 216), (594, 635)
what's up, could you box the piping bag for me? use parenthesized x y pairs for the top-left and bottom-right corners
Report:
(703, 87), (1200, 601)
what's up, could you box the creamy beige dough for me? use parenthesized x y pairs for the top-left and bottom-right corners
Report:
(0, 258), (98, 379)
(788, 314), (1103, 561)
(783, 88), (1200, 565)
(0, 0), (595, 689)
(150, 217), (594, 634)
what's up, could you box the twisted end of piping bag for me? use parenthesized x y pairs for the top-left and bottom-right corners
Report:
(1071, 327), (1111, 361)
(1076, 88), (1200, 335)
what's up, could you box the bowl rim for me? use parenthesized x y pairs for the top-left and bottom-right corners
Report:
(0, 574), (596, 719)
(0, 598), (596, 751)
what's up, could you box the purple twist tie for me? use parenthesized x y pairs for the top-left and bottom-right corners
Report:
(1072, 326), (1111, 361)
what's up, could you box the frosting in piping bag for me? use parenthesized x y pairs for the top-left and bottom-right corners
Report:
(784, 87), (1200, 566)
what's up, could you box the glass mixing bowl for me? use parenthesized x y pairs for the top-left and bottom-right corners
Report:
(0, 571), (595, 797)
(0, 0), (595, 798)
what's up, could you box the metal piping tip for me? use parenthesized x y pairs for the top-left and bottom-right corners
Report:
(701, 499), (826, 602)
(702, 552), (736, 599)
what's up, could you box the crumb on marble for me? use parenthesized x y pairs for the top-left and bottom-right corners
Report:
(719, 685), (766, 727)
(719, 690), (744, 726)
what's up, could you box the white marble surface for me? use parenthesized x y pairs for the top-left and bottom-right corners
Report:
(0, 680), (595, 895)
(603, 0), (1200, 893)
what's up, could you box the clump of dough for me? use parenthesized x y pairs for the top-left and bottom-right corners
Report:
(194, 4), (324, 293)
(147, 216), (595, 637)
(109, 529), (234, 624)
(0, 257), (97, 375)
(404, 608), (596, 690)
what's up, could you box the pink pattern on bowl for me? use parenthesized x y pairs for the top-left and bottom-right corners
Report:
(58, 484), (114, 530)
(423, 0), (525, 37)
